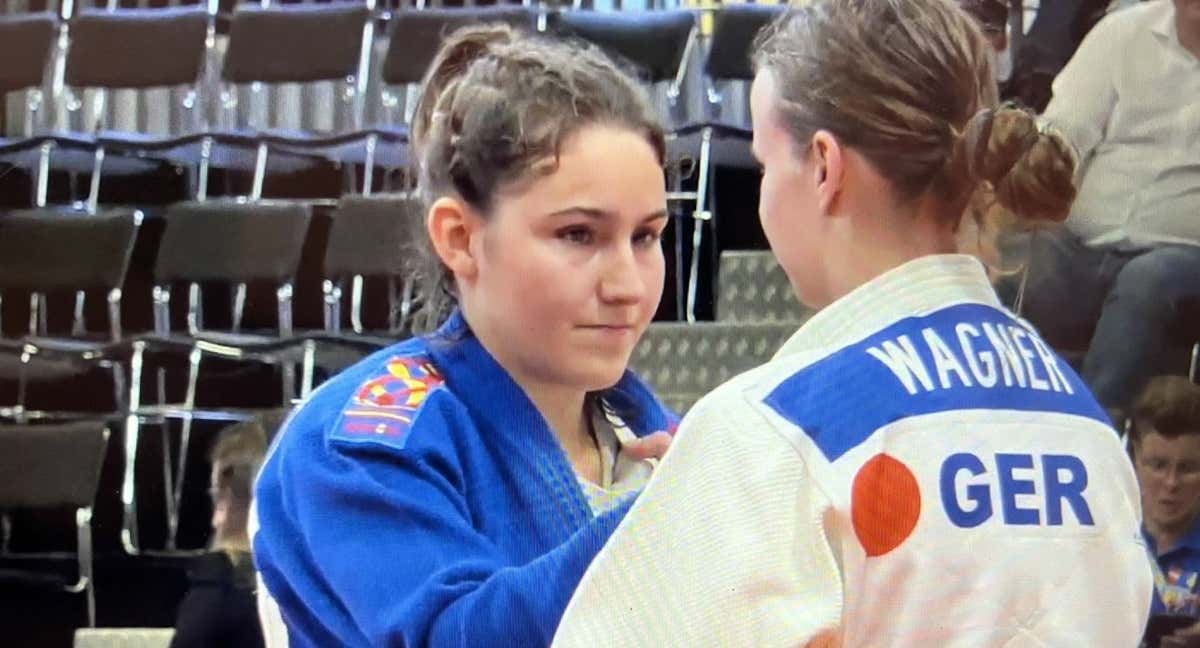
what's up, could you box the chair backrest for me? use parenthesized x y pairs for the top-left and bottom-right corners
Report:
(0, 421), (109, 509)
(548, 9), (696, 84)
(704, 4), (784, 82)
(66, 7), (210, 90)
(325, 194), (423, 280)
(154, 201), (312, 285)
(221, 3), (372, 85)
(0, 13), (57, 95)
(0, 209), (141, 294)
(381, 6), (537, 86)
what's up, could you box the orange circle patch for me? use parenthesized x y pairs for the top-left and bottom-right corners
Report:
(851, 453), (921, 557)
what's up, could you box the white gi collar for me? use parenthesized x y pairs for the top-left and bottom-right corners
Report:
(775, 254), (1004, 358)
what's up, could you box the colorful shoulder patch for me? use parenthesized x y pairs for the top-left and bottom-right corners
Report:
(335, 355), (445, 446)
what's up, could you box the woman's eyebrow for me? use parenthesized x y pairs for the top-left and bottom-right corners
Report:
(546, 207), (668, 222)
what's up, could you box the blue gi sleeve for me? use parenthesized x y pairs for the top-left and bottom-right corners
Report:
(257, 398), (631, 648)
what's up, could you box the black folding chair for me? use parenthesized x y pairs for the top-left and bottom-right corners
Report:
(670, 3), (783, 322)
(0, 13), (98, 209)
(383, 6), (538, 88)
(212, 3), (374, 200)
(64, 7), (211, 210)
(0, 208), (142, 422)
(322, 193), (424, 338)
(0, 420), (110, 627)
(547, 9), (696, 98)
(253, 2), (409, 196)
(122, 201), (311, 554)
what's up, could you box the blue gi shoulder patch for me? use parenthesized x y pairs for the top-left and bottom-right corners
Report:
(332, 354), (445, 447)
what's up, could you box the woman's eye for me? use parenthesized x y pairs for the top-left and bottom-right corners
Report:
(633, 228), (663, 246)
(558, 226), (594, 245)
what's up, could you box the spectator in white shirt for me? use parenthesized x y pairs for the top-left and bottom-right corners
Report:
(1015, 0), (1200, 420)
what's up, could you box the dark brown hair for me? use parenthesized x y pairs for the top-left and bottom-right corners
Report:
(407, 24), (666, 329)
(959, 0), (1008, 34)
(754, 0), (1076, 238)
(1130, 376), (1200, 445)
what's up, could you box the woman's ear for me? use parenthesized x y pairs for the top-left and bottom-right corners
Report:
(811, 129), (844, 216)
(427, 197), (484, 285)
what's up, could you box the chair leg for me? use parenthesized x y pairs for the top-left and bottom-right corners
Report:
(251, 142), (269, 202)
(87, 147), (105, 215)
(15, 348), (30, 423)
(160, 419), (175, 550)
(34, 140), (52, 208)
(1191, 343), (1199, 383)
(111, 361), (127, 415)
(121, 344), (145, 555)
(363, 133), (378, 196)
(120, 413), (142, 556)
(73, 507), (96, 628)
(278, 363), (294, 406)
(670, 164), (687, 320)
(301, 340), (316, 400)
(686, 128), (714, 323)
(197, 136), (213, 202)
(1, 512), (11, 555)
(351, 275), (365, 335)
(169, 346), (202, 551)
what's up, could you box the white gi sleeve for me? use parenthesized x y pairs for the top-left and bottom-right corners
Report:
(552, 388), (844, 647)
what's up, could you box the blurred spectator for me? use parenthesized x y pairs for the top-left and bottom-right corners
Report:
(1006, 0), (1113, 110)
(1014, 0), (1200, 420)
(960, 0), (1011, 79)
(170, 421), (268, 648)
(1131, 376), (1200, 647)
(961, 0), (1008, 45)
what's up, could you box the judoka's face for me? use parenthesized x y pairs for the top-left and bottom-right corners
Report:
(1135, 430), (1200, 536)
(750, 70), (830, 307)
(466, 124), (666, 392)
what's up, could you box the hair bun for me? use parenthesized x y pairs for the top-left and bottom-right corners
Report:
(959, 104), (1078, 225)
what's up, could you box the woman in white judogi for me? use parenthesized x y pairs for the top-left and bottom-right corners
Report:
(553, 1), (1152, 646)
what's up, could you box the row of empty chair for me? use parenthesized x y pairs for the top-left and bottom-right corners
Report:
(0, 1), (784, 319)
(0, 420), (109, 627)
(0, 195), (425, 574)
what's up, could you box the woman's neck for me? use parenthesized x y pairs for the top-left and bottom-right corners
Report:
(460, 305), (599, 480)
(828, 210), (958, 302)
(1178, 12), (1200, 61)
(524, 382), (602, 483)
(526, 383), (590, 448)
